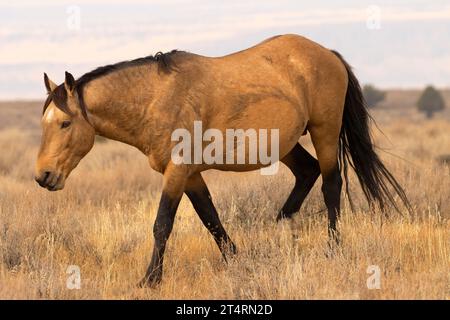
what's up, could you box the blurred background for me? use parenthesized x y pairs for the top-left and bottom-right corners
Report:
(0, 0), (450, 99)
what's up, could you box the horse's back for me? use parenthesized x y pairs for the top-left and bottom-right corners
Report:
(205, 34), (348, 113)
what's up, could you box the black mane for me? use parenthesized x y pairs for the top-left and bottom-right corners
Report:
(76, 49), (181, 87)
(43, 50), (181, 116)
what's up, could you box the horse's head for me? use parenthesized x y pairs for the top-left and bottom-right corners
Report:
(34, 72), (95, 191)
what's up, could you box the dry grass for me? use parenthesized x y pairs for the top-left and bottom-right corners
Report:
(0, 101), (448, 299)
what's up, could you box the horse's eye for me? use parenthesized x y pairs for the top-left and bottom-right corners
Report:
(61, 120), (71, 129)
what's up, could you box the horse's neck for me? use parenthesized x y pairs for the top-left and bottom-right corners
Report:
(82, 69), (158, 154)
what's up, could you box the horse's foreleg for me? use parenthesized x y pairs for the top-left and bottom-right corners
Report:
(185, 173), (236, 260)
(277, 143), (320, 221)
(139, 163), (186, 287)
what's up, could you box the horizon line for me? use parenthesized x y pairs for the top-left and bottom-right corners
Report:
(1, 86), (450, 103)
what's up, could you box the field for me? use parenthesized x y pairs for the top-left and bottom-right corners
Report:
(0, 91), (449, 299)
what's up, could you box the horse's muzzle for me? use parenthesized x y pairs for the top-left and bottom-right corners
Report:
(35, 171), (63, 191)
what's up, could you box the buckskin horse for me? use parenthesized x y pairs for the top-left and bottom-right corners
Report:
(34, 34), (410, 287)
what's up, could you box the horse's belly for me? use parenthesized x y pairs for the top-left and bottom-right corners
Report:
(194, 98), (307, 172)
(222, 98), (306, 157)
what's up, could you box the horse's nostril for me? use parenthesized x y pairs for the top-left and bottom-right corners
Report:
(35, 171), (52, 187)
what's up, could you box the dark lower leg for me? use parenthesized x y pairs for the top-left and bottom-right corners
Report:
(141, 192), (181, 286)
(321, 168), (342, 244)
(277, 144), (320, 221)
(186, 174), (236, 259)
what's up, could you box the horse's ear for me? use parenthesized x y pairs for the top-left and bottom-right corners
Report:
(64, 71), (76, 96)
(44, 73), (57, 94)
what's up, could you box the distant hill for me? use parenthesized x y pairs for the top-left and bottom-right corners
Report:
(0, 100), (42, 133)
(378, 89), (450, 110)
(0, 88), (449, 133)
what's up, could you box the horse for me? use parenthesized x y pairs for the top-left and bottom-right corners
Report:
(34, 34), (410, 287)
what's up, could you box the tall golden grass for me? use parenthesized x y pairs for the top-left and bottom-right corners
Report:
(0, 103), (448, 299)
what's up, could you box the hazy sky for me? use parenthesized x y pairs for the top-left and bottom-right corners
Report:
(1, 0), (449, 99)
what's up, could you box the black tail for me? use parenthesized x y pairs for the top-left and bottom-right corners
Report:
(331, 50), (412, 214)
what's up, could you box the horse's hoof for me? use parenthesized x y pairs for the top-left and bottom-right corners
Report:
(228, 242), (237, 255)
(325, 237), (341, 258)
(276, 212), (293, 222)
(220, 241), (237, 262)
(137, 276), (161, 288)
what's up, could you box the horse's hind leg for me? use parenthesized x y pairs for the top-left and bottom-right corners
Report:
(277, 143), (320, 221)
(185, 173), (237, 259)
(309, 125), (343, 244)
